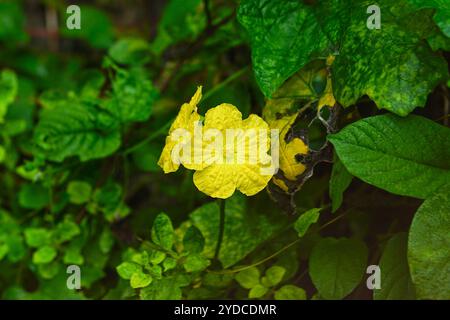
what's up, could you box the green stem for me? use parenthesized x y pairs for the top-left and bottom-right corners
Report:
(213, 199), (226, 263)
(122, 120), (173, 155)
(202, 67), (249, 101)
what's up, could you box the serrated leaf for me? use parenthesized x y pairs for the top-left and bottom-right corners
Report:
(374, 233), (416, 300)
(235, 267), (260, 289)
(130, 270), (152, 289)
(34, 103), (121, 162)
(116, 262), (139, 280)
(309, 238), (368, 300)
(329, 154), (353, 213)
(151, 213), (174, 251)
(408, 186), (450, 299)
(103, 69), (158, 123)
(329, 114), (450, 199)
(275, 285), (306, 300)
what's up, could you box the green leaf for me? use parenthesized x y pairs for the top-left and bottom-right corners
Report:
(235, 267), (260, 289)
(163, 257), (177, 272)
(261, 266), (286, 287)
(24, 228), (51, 248)
(53, 220), (80, 244)
(116, 262), (139, 280)
(33, 246), (57, 264)
(408, 186), (450, 299)
(151, 213), (174, 251)
(309, 238), (368, 300)
(237, 0), (329, 97)
(103, 69), (158, 123)
(249, 284), (268, 299)
(108, 38), (151, 65)
(99, 228), (114, 254)
(374, 233), (415, 300)
(140, 276), (185, 300)
(294, 208), (321, 238)
(63, 244), (84, 265)
(0, 69), (18, 122)
(183, 254), (210, 273)
(34, 102), (121, 162)
(183, 226), (205, 254)
(238, 0), (448, 115)
(275, 285), (306, 300)
(67, 181), (92, 205)
(329, 154), (353, 213)
(130, 270), (153, 289)
(328, 114), (450, 199)
(407, 0), (450, 37)
(18, 184), (49, 210)
(60, 6), (114, 48)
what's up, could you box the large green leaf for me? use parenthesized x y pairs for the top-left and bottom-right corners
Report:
(407, 0), (450, 37)
(237, 0), (329, 97)
(328, 114), (450, 199)
(34, 102), (121, 162)
(374, 233), (416, 300)
(238, 0), (448, 115)
(309, 238), (368, 299)
(408, 186), (450, 299)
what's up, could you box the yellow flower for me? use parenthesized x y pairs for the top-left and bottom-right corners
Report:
(158, 88), (273, 199)
(158, 87), (204, 173)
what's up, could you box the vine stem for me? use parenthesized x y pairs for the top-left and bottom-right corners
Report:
(122, 119), (173, 155)
(213, 199), (226, 263)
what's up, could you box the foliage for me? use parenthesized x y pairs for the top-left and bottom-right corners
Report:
(0, 0), (449, 300)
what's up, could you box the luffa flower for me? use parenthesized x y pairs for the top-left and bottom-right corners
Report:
(158, 87), (273, 199)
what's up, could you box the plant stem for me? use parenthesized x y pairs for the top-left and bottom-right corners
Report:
(213, 199), (226, 263)
(202, 67), (249, 101)
(122, 119), (173, 155)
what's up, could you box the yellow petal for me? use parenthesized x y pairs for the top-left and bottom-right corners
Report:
(203, 103), (242, 131)
(273, 177), (289, 192)
(279, 138), (308, 181)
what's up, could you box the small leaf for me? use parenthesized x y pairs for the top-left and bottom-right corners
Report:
(275, 285), (306, 300)
(130, 270), (153, 289)
(309, 238), (368, 300)
(53, 219), (80, 244)
(67, 181), (92, 205)
(235, 267), (260, 289)
(294, 208), (321, 237)
(108, 38), (151, 65)
(249, 284), (268, 299)
(0, 69), (18, 122)
(261, 266), (286, 287)
(32, 246), (57, 264)
(163, 257), (177, 272)
(24, 228), (51, 248)
(116, 262), (139, 280)
(151, 213), (174, 251)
